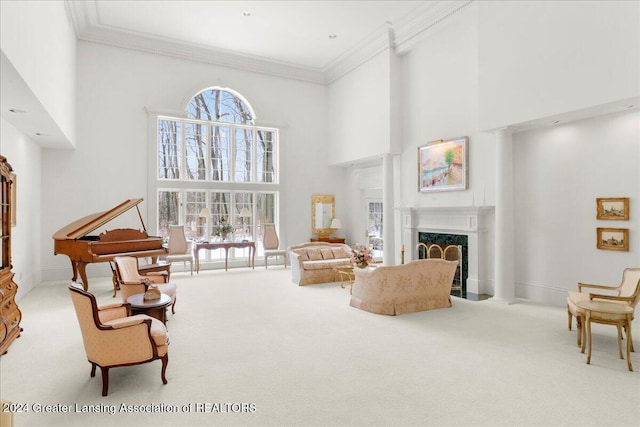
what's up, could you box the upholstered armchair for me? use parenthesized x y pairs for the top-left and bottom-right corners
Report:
(114, 256), (178, 314)
(68, 283), (169, 396)
(567, 268), (640, 346)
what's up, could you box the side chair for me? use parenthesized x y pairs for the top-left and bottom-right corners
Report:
(263, 223), (287, 269)
(164, 225), (195, 275)
(68, 283), (169, 396)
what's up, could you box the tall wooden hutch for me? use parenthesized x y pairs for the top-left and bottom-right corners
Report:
(0, 155), (22, 355)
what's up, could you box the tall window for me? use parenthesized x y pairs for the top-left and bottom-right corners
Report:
(367, 201), (383, 258)
(156, 88), (279, 264)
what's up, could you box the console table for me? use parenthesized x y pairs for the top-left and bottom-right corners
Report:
(195, 241), (256, 273)
(310, 237), (346, 244)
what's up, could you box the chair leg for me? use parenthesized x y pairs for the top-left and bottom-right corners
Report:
(90, 362), (97, 378)
(100, 366), (110, 396)
(576, 316), (582, 347)
(171, 296), (176, 315)
(161, 354), (169, 385)
(567, 305), (572, 331)
(624, 324), (635, 352)
(617, 323), (624, 359)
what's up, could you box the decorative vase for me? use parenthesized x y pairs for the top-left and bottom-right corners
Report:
(221, 231), (228, 241)
(357, 262), (368, 269)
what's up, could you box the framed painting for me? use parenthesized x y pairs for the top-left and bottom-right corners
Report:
(418, 136), (468, 192)
(597, 227), (628, 251)
(596, 197), (629, 220)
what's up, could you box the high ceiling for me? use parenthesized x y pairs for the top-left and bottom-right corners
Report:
(68, 0), (470, 83)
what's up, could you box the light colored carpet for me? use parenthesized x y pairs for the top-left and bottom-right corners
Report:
(1, 267), (638, 427)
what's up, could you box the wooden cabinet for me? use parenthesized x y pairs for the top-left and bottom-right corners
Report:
(0, 155), (22, 356)
(310, 237), (346, 244)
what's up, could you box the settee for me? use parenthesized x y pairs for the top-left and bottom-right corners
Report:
(350, 258), (458, 315)
(288, 242), (352, 285)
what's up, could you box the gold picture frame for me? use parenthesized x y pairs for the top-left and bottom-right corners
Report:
(597, 227), (628, 251)
(596, 197), (629, 220)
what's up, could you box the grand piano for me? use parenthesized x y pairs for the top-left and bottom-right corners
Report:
(53, 198), (168, 290)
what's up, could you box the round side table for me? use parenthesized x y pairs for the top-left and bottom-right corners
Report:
(576, 299), (634, 371)
(127, 293), (171, 325)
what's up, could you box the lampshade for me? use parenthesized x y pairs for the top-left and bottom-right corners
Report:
(330, 218), (342, 229)
(199, 208), (211, 218)
(240, 207), (251, 218)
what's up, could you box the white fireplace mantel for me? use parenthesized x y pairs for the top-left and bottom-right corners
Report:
(398, 206), (494, 296)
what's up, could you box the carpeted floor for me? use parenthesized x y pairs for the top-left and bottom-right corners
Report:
(1, 267), (638, 427)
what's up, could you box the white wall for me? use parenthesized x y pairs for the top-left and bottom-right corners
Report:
(0, 118), (42, 300)
(514, 109), (639, 305)
(478, 0), (639, 130)
(327, 50), (393, 165)
(0, 0), (76, 145)
(399, 3), (494, 210)
(41, 41), (342, 280)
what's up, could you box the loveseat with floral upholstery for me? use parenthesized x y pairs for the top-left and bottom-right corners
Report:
(288, 242), (352, 285)
(350, 258), (458, 315)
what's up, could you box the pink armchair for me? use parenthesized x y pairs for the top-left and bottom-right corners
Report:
(69, 283), (169, 396)
(350, 259), (458, 315)
(114, 256), (177, 314)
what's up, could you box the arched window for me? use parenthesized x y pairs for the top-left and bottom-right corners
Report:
(154, 87), (279, 269)
(187, 88), (255, 124)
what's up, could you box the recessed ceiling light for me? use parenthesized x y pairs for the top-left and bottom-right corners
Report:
(8, 108), (26, 114)
(553, 120), (560, 124)
(242, 11), (251, 17)
(329, 34), (337, 39)
(35, 133), (42, 136)
(625, 104), (635, 109)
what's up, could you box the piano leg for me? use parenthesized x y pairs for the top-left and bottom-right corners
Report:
(76, 262), (90, 291)
(70, 260), (79, 282)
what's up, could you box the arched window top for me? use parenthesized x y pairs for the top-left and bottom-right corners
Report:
(187, 87), (255, 124)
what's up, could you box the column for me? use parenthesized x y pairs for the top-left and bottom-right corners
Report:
(382, 154), (394, 266)
(491, 128), (518, 304)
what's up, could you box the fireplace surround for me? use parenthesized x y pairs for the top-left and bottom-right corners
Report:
(399, 206), (494, 298)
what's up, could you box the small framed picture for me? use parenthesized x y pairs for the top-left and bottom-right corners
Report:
(418, 136), (468, 192)
(596, 197), (629, 220)
(597, 227), (628, 251)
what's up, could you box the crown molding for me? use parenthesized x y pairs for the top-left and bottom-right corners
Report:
(394, 0), (474, 54)
(65, 0), (474, 86)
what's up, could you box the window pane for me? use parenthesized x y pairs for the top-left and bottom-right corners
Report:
(185, 191), (206, 239)
(158, 191), (179, 237)
(211, 126), (231, 181)
(257, 130), (276, 183)
(210, 191), (231, 229)
(158, 120), (180, 179)
(185, 123), (206, 180)
(187, 89), (254, 124)
(368, 202), (383, 252)
(234, 128), (253, 182)
(235, 193), (253, 238)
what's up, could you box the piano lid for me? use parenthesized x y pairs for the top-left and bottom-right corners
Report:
(53, 198), (146, 240)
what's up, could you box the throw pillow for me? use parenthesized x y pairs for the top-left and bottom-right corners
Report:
(320, 248), (334, 260)
(307, 248), (323, 261)
(332, 248), (350, 259)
